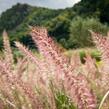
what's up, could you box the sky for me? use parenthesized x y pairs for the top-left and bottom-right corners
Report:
(0, 0), (81, 14)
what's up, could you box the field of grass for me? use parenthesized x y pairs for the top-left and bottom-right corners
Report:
(0, 27), (109, 109)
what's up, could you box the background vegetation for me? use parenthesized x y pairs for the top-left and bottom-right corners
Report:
(0, 0), (109, 49)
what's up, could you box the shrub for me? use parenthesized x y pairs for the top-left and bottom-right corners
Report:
(68, 17), (109, 48)
(79, 50), (101, 63)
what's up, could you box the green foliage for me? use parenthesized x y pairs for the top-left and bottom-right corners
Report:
(91, 50), (101, 62)
(0, 3), (63, 49)
(68, 17), (109, 48)
(0, 1), (109, 49)
(79, 50), (101, 63)
(79, 51), (86, 63)
(26, 8), (60, 26)
(73, 0), (109, 23)
(55, 91), (76, 109)
(46, 12), (71, 40)
(0, 3), (31, 31)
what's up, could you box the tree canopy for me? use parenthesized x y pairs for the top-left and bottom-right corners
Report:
(0, 0), (109, 49)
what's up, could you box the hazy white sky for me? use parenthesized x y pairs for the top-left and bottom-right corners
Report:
(0, 0), (81, 14)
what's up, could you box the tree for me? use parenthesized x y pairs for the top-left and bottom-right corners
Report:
(69, 17), (109, 48)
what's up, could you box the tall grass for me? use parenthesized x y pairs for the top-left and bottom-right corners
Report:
(0, 27), (109, 109)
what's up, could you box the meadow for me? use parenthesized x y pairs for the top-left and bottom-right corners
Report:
(0, 26), (109, 109)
